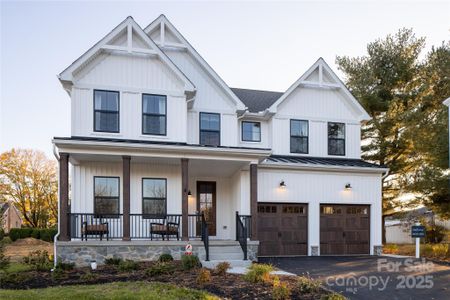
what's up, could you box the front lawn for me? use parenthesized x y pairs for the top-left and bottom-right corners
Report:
(0, 281), (217, 300)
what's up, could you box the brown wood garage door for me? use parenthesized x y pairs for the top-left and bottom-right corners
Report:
(258, 203), (308, 256)
(320, 204), (370, 255)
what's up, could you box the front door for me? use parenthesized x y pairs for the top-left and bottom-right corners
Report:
(197, 181), (216, 236)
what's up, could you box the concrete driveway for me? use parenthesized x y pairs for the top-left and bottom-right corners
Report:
(259, 256), (450, 300)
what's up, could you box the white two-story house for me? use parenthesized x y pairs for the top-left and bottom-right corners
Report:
(53, 15), (388, 266)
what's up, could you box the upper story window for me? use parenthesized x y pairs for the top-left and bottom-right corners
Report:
(94, 90), (119, 133)
(142, 94), (167, 135)
(242, 121), (261, 142)
(290, 120), (308, 154)
(200, 112), (220, 146)
(328, 122), (345, 156)
(142, 178), (166, 216)
(94, 176), (120, 216)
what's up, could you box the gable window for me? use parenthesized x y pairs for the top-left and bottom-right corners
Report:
(199, 112), (220, 146)
(142, 94), (167, 135)
(94, 90), (119, 133)
(142, 178), (167, 216)
(328, 122), (345, 156)
(242, 121), (261, 142)
(290, 120), (308, 154)
(94, 177), (120, 216)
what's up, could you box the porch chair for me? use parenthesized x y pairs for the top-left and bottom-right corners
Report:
(81, 221), (109, 241)
(150, 215), (180, 241)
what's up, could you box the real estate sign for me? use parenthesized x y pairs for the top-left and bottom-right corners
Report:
(411, 225), (426, 238)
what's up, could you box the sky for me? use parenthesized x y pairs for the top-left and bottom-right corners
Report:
(1, 0), (449, 158)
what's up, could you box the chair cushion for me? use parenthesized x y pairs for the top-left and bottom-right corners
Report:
(83, 224), (108, 233)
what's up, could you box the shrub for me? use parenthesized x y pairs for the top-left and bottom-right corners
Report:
(118, 259), (138, 272)
(0, 228), (4, 241)
(158, 253), (174, 263)
(0, 243), (10, 271)
(297, 276), (322, 293)
(321, 293), (346, 300)
(243, 263), (273, 283)
(30, 229), (40, 239)
(383, 244), (398, 254)
(40, 229), (57, 242)
(215, 261), (231, 276)
(22, 250), (52, 271)
(80, 271), (98, 281)
(0, 271), (32, 285)
(422, 244), (434, 257)
(19, 228), (33, 239)
(104, 257), (123, 265)
(181, 255), (200, 270)
(425, 224), (446, 244)
(196, 268), (211, 286)
(51, 267), (66, 280)
(8, 228), (21, 241)
(272, 276), (291, 300)
(145, 262), (175, 277)
(431, 244), (449, 257)
(55, 261), (75, 271)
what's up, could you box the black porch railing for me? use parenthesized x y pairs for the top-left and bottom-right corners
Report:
(200, 213), (209, 261)
(69, 213), (123, 240)
(130, 214), (182, 240)
(236, 212), (251, 260)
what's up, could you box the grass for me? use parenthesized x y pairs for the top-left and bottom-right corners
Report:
(0, 281), (219, 300)
(4, 262), (32, 273)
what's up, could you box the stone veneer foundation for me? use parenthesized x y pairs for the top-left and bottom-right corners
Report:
(57, 240), (259, 266)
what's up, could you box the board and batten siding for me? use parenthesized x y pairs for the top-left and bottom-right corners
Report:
(70, 53), (188, 142)
(257, 168), (382, 255)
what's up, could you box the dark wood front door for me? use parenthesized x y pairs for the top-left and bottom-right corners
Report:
(197, 181), (216, 236)
(258, 203), (308, 256)
(320, 204), (370, 255)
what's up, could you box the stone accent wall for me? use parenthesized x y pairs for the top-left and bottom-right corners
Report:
(311, 245), (319, 256)
(57, 241), (206, 267)
(247, 242), (259, 261)
(374, 245), (383, 256)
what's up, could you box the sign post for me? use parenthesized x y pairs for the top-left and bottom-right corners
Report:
(411, 223), (426, 258)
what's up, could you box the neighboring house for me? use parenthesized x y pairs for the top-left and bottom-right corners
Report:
(53, 15), (388, 266)
(0, 202), (22, 233)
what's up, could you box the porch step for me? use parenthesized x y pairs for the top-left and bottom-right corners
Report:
(208, 241), (245, 260)
(201, 259), (252, 269)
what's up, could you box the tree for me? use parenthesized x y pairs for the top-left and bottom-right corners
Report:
(0, 149), (58, 228)
(336, 29), (450, 242)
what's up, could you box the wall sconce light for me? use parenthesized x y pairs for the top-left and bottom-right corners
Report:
(188, 190), (192, 196)
(279, 180), (286, 189)
(345, 183), (352, 190)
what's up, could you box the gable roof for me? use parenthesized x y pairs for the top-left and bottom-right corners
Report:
(59, 16), (195, 95)
(144, 15), (247, 111)
(231, 88), (282, 113)
(268, 58), (371, 121)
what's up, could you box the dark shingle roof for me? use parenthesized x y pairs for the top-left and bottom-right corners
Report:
(231, 88), (283, 113)
(265, 155), (386, 169)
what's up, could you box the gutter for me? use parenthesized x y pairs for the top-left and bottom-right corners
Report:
(259, 161), (389, 174)
(52, 144), (60, 270)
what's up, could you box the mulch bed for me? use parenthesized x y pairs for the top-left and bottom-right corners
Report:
(0, 261), (331, 299)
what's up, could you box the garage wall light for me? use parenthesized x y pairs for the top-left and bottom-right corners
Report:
(345, 183), (352, 190)
(279, 180), (286, 189)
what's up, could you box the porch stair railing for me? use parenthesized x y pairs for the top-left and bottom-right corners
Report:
(200, 212), (209, 261)
(235, 211), (251, 260)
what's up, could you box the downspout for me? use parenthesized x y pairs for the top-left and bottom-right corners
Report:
(52, 144), (60, 270)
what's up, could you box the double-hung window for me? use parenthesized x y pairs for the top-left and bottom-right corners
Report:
(94, 90), (119, 133)
(242, 121), (261, 142)
(199, 112), (220, 146)
(142, 94), (166, 135)
(290, 120), (308, 154)
(142, 178), (167, 216)
(328, 122), (345, 156)
(94, 177), (120, 216)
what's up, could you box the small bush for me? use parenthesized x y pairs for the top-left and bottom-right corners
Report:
(432, 244), (449, 257)
(383, 244), (398, 254)
(0, 243), (10, 271)
(19, 228), (33, 239)
(243, 263), (273, 283)
(40, 229), (57, 242)
(118, 259), (138, 272)
(145, 262), (175, 277)
(0, 272), (32, 285)
(321, 292), (346, 300)
(272, 276), (291, 300)
(425, 225), (446, 244)
(8, 228), (21, 241)
(158, 253), (174, 263)
(181, 255), (200, 270)
(215, 261), (231, 276)
(80, 271), (98, 281)
(31, 229), (40, 239)
(104, 257), (123, 265)
(22, 250), (52, 271)
(55, 261), (75, 271)
(0, 228), (5, 241)
(422, 244), (434, 257)
(51, 267), (66, 280)
(297, 276), (322, 293)
(196, 268), (211, 286)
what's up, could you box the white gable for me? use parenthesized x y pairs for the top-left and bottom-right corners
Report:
(269, 58), (371, 122)
(59, 16), (195, 96)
